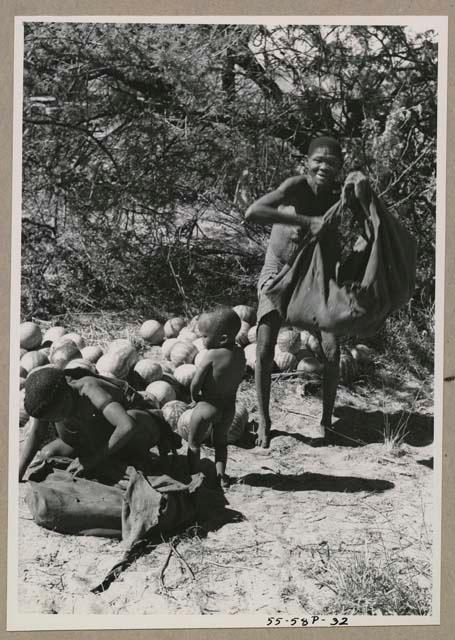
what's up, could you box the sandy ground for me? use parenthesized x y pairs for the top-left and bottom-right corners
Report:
(15, 371), (434, 617)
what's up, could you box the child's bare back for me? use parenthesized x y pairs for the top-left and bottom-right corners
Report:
(197, 345), (245, 408)
(187, 307), (246, 487)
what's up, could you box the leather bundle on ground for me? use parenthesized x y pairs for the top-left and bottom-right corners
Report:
(25, 458), (215, 592)
(265, 193), (417, 337)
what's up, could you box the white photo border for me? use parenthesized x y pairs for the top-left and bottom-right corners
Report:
(7, 13), (448, 631)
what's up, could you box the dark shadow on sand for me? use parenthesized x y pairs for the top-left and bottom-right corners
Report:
(330, 406), (433, 448)
(239, 471), (394, 493)
(268, 406), (433, 449)
(417, 457), (433, 470)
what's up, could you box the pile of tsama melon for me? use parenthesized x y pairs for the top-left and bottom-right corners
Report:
(235, 305), (373, 384)
(18, 306), (373, 440)
(18, 315), (251, 444)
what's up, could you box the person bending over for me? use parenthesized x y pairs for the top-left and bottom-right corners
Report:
(188, 307), (246, 488)
(19, 366), (180, 482)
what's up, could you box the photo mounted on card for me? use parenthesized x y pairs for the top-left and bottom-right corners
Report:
(7, 13), (447, 632)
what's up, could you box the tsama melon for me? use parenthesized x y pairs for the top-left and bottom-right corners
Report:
(41, 326), (66, 346)
(194, 349), (208, 368)
(247, 325), (257, 344)
(307, 334), (322, 358)
(161, 361), (176, 374)
(110, 342), (138, 366)
(178, 327), (198, 344)
(300, 330), (312, 349)
(142, 347), (163, 362)
(233, 305), (257, 326)
(235, 321), (250, 347)
(64, 358), (97, 373)
(139, 320), (165, 345)
(177, 408), (194, 441)
(276, 328), (301, 355)
(20, 350), (49, 374)
(50, 335), (80, 356)
(297, 356), (324, 375)
(62, 333), (86, 351)
(138, 390), (160, 409)
(193, 337), (206, 353)
(133, 359), (163, 385)
(174, 364), (197, 388)
(244, 343), (257, 371)
(162, 338), (180, 360)
(145, 381), (176, 407)
(96, 346), (137, 379)
(188, 315), (202, 337)
(227, 403), (249, 444)
(164, 317), (186, 339)
(20, 348), (27, 358)
(20, 322), (42, 350)
(339, 351), (358, 385)
(81, 345), (104, 363)
(108, 338), (135, 352)
(162, 400), (189, 431)
(49, 341), (82, 369)
(351, 344), (373, 367)
(273, 349), (298, 372)
(170, 341), (197, 366)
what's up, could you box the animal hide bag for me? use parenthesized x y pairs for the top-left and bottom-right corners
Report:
(26, 463), (204, 544)
(264, 193), (417, 337)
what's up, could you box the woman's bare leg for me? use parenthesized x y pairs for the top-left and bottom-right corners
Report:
(319, 331), (340, 430)
(255, 311), (281, 448)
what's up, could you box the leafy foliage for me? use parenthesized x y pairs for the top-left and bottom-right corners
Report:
(21, 23), (437, 368)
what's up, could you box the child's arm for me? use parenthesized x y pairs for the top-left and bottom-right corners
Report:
(245, 176), (324, 236)
(190, 360), (212, 403)
(19, 418), (49, 481)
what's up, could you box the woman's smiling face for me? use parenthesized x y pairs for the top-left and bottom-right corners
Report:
(306, 146), (342, 189)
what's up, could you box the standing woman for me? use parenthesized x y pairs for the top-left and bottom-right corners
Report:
(245, 136), (369, 448)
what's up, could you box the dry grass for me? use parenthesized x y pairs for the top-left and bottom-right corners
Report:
(308, 542), (431, 616)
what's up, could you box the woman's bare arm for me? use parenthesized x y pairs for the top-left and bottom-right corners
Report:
(19, 418), (49, 481)
(245, 178), (325, 236)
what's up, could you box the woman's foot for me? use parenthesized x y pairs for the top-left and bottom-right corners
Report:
(218, 474), (231, 489)
(298, 420), (326, 444)
(255, 424), (271, 448)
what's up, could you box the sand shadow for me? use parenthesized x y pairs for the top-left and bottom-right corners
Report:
(239, 471), (394, 493)
(269, 406), (433, 449)
(328, 406), (433, 448)
(417, 457), (433, 470)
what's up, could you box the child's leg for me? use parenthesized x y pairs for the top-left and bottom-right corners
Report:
(188, 402), (219, 475)
(213, 406), (235, 486)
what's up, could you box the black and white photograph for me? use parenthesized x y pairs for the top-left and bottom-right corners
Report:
(8, 15), (447, 629)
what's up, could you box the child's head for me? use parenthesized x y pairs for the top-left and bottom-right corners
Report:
(306, 136), (343, 189)
(24, 366), (73, 421)
(197, 307), (241, 349)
